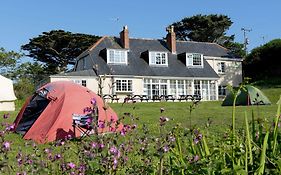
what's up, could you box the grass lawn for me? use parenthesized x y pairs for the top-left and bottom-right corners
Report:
(1, 86), (280, 143)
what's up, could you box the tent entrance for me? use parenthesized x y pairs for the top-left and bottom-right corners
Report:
(15, 91), (50, 135)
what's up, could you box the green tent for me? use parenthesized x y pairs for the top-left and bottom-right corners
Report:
(222, 85), (271, 106)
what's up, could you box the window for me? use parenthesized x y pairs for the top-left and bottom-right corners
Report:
(218, 85), (227, 96)
(107, 49), (127, 64)
(73, 79), (87, 87)
(186, 53), (204, 68)
(218, 62), (226, 73)
(116, 79), (132, 92)
(81, 80), (87, 87)
(149, 52), (168, 66)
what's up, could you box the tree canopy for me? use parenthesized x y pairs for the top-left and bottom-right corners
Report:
(243, 39), (281, 80)
(170, 14), (244, 57)
(21, 30), (100, 73)
(0, 47), (22, 75)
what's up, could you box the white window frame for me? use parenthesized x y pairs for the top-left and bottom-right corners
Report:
(116, 79), (133, 92)
(186, 53), (204, 68)
(107, 49), (128, 64)
(217, 62), (226, 73)
(149, 51), (168, 66)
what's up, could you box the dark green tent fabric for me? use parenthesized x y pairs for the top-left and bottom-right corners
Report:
(222, 85), (271, 106)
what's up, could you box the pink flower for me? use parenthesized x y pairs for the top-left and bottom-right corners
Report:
(3, 141), (10, 150)
(91, 98), (97, 105)
(67, 162), (76, 169)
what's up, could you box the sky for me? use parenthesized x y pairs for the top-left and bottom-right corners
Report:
(1, 0), (280, 61)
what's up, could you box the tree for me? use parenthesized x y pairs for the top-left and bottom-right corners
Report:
(21, 30), (100, 74)
(244, 39), (281, 80)
(170, 14), (244, 57)
(0, 47), (22, 75)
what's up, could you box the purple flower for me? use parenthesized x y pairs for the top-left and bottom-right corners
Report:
(17, 158), (23, 166)
(67, 162), (76, 169)
(169, 136), (175, 142)
(91, 142), (97, 148)
(163, 145), (169, 152)
(3, 141), (10, 150)
(99, 121), (105, 128)
(193, 155), (200, 162)
(91, 98), (97, 105)
(83, 107), (92, 113)
(3, 113), (10, 119)
(113, 158), (118, 169)
(99, 143), (105, 149)
(110, 146), (118, 155)
(54, 154), (61, 160)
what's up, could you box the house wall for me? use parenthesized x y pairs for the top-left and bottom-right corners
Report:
(50, 76), (99, 92)
(205, 56), (243, 87)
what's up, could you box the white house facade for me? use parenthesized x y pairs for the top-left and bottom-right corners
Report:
(50, 26), (242, 101)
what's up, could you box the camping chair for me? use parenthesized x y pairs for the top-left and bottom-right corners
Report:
(72, 106), (98, 139)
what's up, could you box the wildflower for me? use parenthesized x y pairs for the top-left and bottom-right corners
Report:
(17, 158), (23, 166)
(91, 142), (97, 148)
(83, 107), (92, 113)
(6, 123), (15, 131)
(91, 98), (97, 105)
(54, 154), (62, 160)
(169, 136), (175, 142)
(159, 116), (169, 126)
(160, 107), (165, 113)
(3, 113), (10, 119)
(193, 155), (200, 162)
(3, 141), (10, 150)
(110, 146), (118, 155)
(98, 121), (105, 128)
(67, 162), (76, 169)
(113, 158), (118, 169)
(99, 143), (105, 149)
(163, 145), (169, 152)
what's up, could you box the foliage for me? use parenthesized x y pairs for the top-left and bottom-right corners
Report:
(244, 39), (281, 81)
(170, 14), (244, 57)
(21, 30), (100, 74)
(0, 47), (22, 75)
(171, 14), (233, 42)
(13, 78), (35, 100)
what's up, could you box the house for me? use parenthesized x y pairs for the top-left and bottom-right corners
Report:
(50, 26), (242, 101)
(0, 75), (17, 111)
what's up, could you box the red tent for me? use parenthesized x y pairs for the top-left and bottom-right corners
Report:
(13, 81), (122, 143)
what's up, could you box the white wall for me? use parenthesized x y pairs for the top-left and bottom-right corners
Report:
(206, 57), (243, 87)
(50, 76), (99, 93)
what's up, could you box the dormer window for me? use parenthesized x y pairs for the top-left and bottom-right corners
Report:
(149, 52), (168, 66)
(107, 49), (128, 64)
(186, 53), (204, 68)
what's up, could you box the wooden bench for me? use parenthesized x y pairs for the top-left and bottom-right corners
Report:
(152, 95), (161, 102)
(165, 95), (176, 102)
(140, 95), (149, 102)
(103, 94), (119, 103)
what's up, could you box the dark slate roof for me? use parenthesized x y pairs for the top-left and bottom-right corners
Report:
(51, 69), (97, 77)
(70, 37), (235, 79)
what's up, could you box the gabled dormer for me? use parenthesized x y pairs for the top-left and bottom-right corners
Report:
(141, 50), (168, 66)
(178, 52), (204, 68)
(106, 48), (128, 65)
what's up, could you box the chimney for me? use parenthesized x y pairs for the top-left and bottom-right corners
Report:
(120, 25), (129, 49)
(166, 25), (176, 54)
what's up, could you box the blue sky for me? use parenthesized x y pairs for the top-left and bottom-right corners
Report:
(1, 0), (280, 58)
